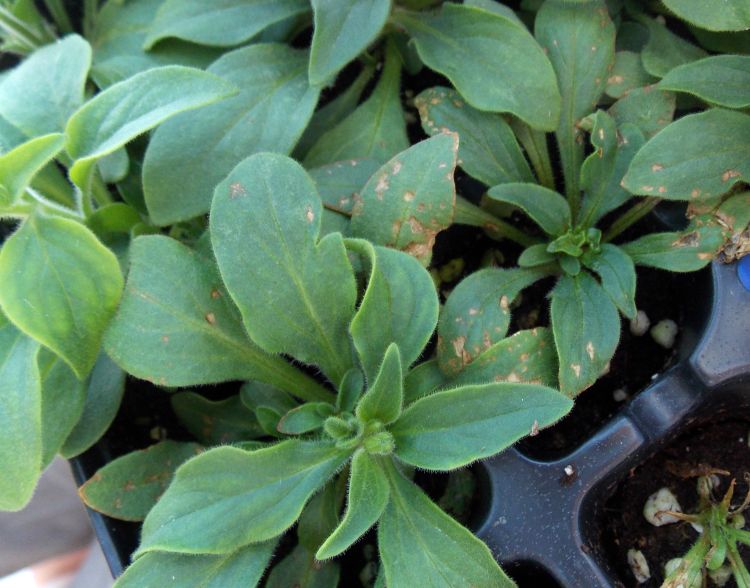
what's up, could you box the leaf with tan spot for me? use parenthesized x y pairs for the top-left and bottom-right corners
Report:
(436, 268), (547, 377)
(350, 133), (459, 265)
(79, 440), (203, 521)
(551, 272), (620, 397)
(622, 109), (750, 200)
(608, 85), (676, 139)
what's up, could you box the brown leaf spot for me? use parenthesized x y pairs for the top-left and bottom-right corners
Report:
(403, 191), (415, 202)
(210, 289), (221, 299)
(123, 481), (136, 492)
(375, 173), (389, 200)
(205, 312), (216, 325)
(722, 169), (741, 182)
(607, 75), (624, 84)
(229, 183), (246, 199)
(586, 341), (595, 360)
(691, 189), (701, 199)
(658, 186), (667, 194)
(651, 164), (664, 172)
(391, 160), (402, 175)
(468, 307), (479, 316)
(530, 420), (540, 436)
(305, 206), (315, 223)
(571, 363), (582, 378)
(500, 295), (510, 311)
(672, 231), (700, 248)
(161, 335), (169, 343)
(641, 185), (655, 192)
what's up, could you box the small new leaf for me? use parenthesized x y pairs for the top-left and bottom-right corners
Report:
(356, 343), (403, 425)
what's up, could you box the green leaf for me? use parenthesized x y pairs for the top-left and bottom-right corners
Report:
(278, 402), (336, 435)
(303, 43), (408, 167)
(80, 440), (202, 521)
(211, 153), (356, 385)
(403, 359), (445, 404)
(37, 349), (86, 467)
(317, 450), (389, 559)
(661, 0), (750, 32)
(309, 0), (391, 86)
(437, 268), (545, 376)
(337, 368), (365, 413)
(584, 244), (636, 319)
(535, 0), (615, 201)
(0, 35), (91, 137)
(90, 0), (221, 87)
(66, 65), (237, 190)
(0, 214), (122, 378)
(144, 44), (319, 226)
(298, 480), (341, 550)
(608, 86), (675, 139)
(86, 203), (142, 240)
(621, 224), (726, 272)
(393, 3), (560, 131)
(391, 381), (571, 470)
(659, 55), (750, 109)
(267, 544), (340, 588)
(61, 352), (126, 458)
(349, 133), (458, 265)
(622, 109), (750, 200)
(415, 86), (534, 187)
(641, 17), (707, 78)
(487, 183), (571, 236)
(356, 343), (403, 425)
(138, 441), (350, 555)
(144, 0), (309, 49)
(379, 463), (514, 587)
(115, 542), (275, 588)
(309, 159), (380, 236)
(0, 133), (65, 206)
(551, 272), (620, 396)
(450, 328), (559, 389)
(347, 239), (438, 383)
(605, 51), (656, 99)
(579, 117), (645, 226)
(171, 392), (264, 444)
(0, 315), (41, 511)
(104, 236), (329, 401)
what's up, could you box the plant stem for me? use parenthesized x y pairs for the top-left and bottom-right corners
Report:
(42, 0), (73, 34)
(90, 173), (114, 207)
(83, 0), (97, 38)
(603, 197), (663, 242)
(511, 119), (555, 191)
(454, 196), (540, 248)
(0, 6), (53, 52)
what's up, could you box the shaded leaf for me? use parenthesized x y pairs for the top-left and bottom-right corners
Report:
(391, 381), (571, 470)
(144, 44), (319, 225)
(278, 403), (335, 435)
(551, 272), (620, 396)
(584, 244), (637, 318)
(605, 51), (656, 99)
(403, 359), (445, 404)
(211, 153), (356, 385)
(487, 183), (571, 236)
(267, 544), (340, 588)
(661, 0), (750, 32)
(641, 17), (707, 78)
(80, 440), (202, 521)
(172, 392), (264, 444)
(0, 133), (65, 206)
(394, 3), (560, 131)
(138, 442), (350, 554)
(608, 86), (675, 139)
(622, 109), (750, 200)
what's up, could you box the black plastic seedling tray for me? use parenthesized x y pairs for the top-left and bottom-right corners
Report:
(475, 260), (750, 586)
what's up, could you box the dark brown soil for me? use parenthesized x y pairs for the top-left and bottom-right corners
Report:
(604, 419), (750, 587)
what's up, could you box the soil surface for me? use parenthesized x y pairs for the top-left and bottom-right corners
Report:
(605, 419), (750, 587)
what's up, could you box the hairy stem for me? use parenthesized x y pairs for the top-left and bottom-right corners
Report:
(454, 196), (540, 248)
(511, 120), (555, 191)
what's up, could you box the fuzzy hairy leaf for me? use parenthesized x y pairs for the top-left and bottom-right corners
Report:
(317, 450), (389, 559)
(0, 133), (65, 206)
(144, 44), (319, 225)
(277, 403), (335, 435)
(61, 353), (125, 458)
(394, 3), (560, 131)
(211, 153), (356, 385)
(0, 35), (90, 137)
(350, 133), (458, 265)
(309, 0), (391, 86)
(0, 316), (41, 511)
(391, 382), (571, 470)
(415, 86), (534, 186)
(437, 268), (546, 376)
(584, 244), (637, 319)
(535, 0), (615, 200)
(304, 44), (408, 167)
(659, 55), (750, 109)
(661, 0), (750, 32)
(115, 542), (275, 588)
(267, 544), (340, 588)
(347, 239), (438, 382)
(622, 109), (750, 200)
(67, 65), (235, 190)
(104, 236), (328, 401)
(80, 441), (202, 522)
(621, 223), (726, 272)
(138, 442), (350, 555)
(487, 183), (571, 236)
(551, 272), (620, 396)
(171, 392), (264, 444)
(379, 464), (514, 587)
(144, 0), (309, 49)
(356, 343), (403, 425)
(0, 215), (123, 378)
